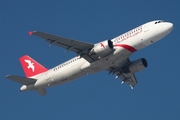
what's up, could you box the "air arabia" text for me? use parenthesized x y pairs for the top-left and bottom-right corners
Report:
(113, 26), (142, 43)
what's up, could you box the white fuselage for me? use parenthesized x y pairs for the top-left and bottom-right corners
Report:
(21, 20), (173, 91)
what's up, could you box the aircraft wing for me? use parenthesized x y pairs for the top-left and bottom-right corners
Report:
(31, 31), (96, 62)
(6, 75), (37, 85)
(118, 72), (137, 89)
(107, 58), (138, 89)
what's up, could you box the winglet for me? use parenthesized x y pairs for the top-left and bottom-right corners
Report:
(28, 31), (33, 36)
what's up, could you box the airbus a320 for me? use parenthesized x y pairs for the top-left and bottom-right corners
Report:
(6, 20), (173, 95)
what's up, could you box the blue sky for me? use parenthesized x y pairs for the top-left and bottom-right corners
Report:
(1, 0), (180, 120)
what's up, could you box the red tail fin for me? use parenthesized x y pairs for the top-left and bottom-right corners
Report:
(19, 55), (48, 78)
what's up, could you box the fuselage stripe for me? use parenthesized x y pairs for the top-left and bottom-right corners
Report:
(114, 44), (137, 52)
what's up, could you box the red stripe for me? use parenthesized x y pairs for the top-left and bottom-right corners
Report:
(114, 44), (137, 52)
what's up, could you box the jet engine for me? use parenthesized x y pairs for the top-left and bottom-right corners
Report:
(124, 58), (148, 73)
(89, 40), (114, 58)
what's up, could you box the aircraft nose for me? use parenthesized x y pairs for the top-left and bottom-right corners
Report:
(160, 22), (173, 35)
(166, 22), (173, 32)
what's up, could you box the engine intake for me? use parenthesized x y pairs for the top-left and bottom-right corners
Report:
(89, 40), (114, 58)
(124, 58), (148, 73)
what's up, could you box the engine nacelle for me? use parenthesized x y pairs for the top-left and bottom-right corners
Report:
(89, 40), (114, 58)
(124, 58), (148, 73)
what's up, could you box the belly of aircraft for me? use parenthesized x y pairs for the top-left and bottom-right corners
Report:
(48, 49), (131, 87)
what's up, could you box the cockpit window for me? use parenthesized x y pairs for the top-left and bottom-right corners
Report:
(155, 20), (163, 24)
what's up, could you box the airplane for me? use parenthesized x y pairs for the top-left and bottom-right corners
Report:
(6, 20), (173, 95)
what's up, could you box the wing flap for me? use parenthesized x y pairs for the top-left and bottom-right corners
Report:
(119, 73), (138, 89)
(6, 75), (37, 85)
(107, 58), (138, 89)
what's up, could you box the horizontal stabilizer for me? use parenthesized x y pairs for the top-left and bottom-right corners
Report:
(35, 88), (47, 96)
(6, 75), (37, 85)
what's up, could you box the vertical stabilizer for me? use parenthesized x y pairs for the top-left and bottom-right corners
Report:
(19, 55), (48, 78)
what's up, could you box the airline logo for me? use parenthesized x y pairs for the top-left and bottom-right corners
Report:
(24, 60), (35, 72)
(20, 55), (48, 77)
(100, 43), (105, 48)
